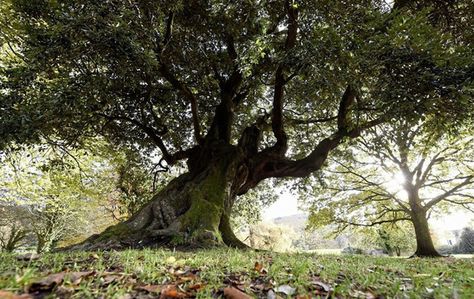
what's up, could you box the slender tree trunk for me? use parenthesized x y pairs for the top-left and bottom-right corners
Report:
(2, 225), (26, 252)
(249, 228), (255, 248)
(395, 247), (401, 257)
(36, 233), (47, 254)
(405, 185), (442, 257)
(411, 209), (441, 257)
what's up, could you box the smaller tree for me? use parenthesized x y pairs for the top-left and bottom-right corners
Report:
(0, 224), (27, 252)
(92, 146), (160, 222)
(0, 139), (156, 252)
(0, 204), (31, 252)
(356, 223), (416, 256)
(306, 122), (474, 257)
(456, 227), (474, 253)
(0, 150), (88, 253)
(27, 201), (81, 253)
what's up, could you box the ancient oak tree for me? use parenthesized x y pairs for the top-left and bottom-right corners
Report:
(1, 0), (472, 248)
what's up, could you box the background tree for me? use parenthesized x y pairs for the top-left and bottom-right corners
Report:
(306, 122), (474, 256)
(28, 201), (82, 253)
(0, 204), (29, 252)
(0, 139), (161, 251)
(456, 227), (474, 253)
(90, 144), (167, 222)
(1, 0), (472, 249)
(0, 225), (27, 252)
(356, 222), (416, 256)
(0, 144), (95, 252)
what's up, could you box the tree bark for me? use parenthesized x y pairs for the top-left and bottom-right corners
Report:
(72, 144), (249, 250)
(404, 185), (442, 257)
(411, 209), (441, 257)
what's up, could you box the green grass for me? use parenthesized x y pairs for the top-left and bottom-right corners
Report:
(0, 249), (473, 298)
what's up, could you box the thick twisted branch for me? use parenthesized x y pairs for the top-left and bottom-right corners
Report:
(270, 1), (299, 155)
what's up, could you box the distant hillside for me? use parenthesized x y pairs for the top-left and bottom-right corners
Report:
(272, 213), (308, 231)
(271, 213), (353, 250)
(271, 213), (467, 249)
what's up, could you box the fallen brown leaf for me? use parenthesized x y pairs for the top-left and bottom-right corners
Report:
(55, 286), (76, 297)
(67, 271), (95, 285)
(160, 285), (187, 299)
(311, 280), (331, 293)
(126, 277), (138, 285)
(136, 284), (163, 293)
(254, 262), (263, 273)
(223, 287), (252, 299)
(223, 273), (247, 287)
(254, 262), (268, 275)
(176, 272), (198, 283)
(0, 291), (32, 299)
(100, 273), (123, 286)
(188, 283), (205, 291)
(28, 272), (67, 293)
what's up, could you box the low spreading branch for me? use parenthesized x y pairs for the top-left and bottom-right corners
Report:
(97, 113), (192, 165)
(424, 175), (474, 211)
(338, 218), (411, 228)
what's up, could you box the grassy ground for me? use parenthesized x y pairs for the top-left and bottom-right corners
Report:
(0, 249), (473, 298)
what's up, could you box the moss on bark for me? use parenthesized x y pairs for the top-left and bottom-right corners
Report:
(179, 153), (238, 245)
(68, 146), (246, 250)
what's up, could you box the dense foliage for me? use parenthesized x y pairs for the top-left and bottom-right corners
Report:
(1, 0), (472, 168)
(0, 139), (160, 252)
(1, 0), (473, 248)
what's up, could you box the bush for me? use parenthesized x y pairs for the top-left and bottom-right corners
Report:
(342, 246), (364, 255)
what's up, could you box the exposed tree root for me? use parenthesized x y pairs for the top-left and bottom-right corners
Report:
(65, 153), (252, 252)
(219, 214), (250, 249)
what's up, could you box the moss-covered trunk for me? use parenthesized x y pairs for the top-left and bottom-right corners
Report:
(73, 145), (247, 250)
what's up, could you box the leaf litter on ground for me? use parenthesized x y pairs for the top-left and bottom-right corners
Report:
(1, 250), (473, 298)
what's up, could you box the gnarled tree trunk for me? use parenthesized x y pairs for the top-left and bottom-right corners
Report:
(74, 144), (248, 250)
